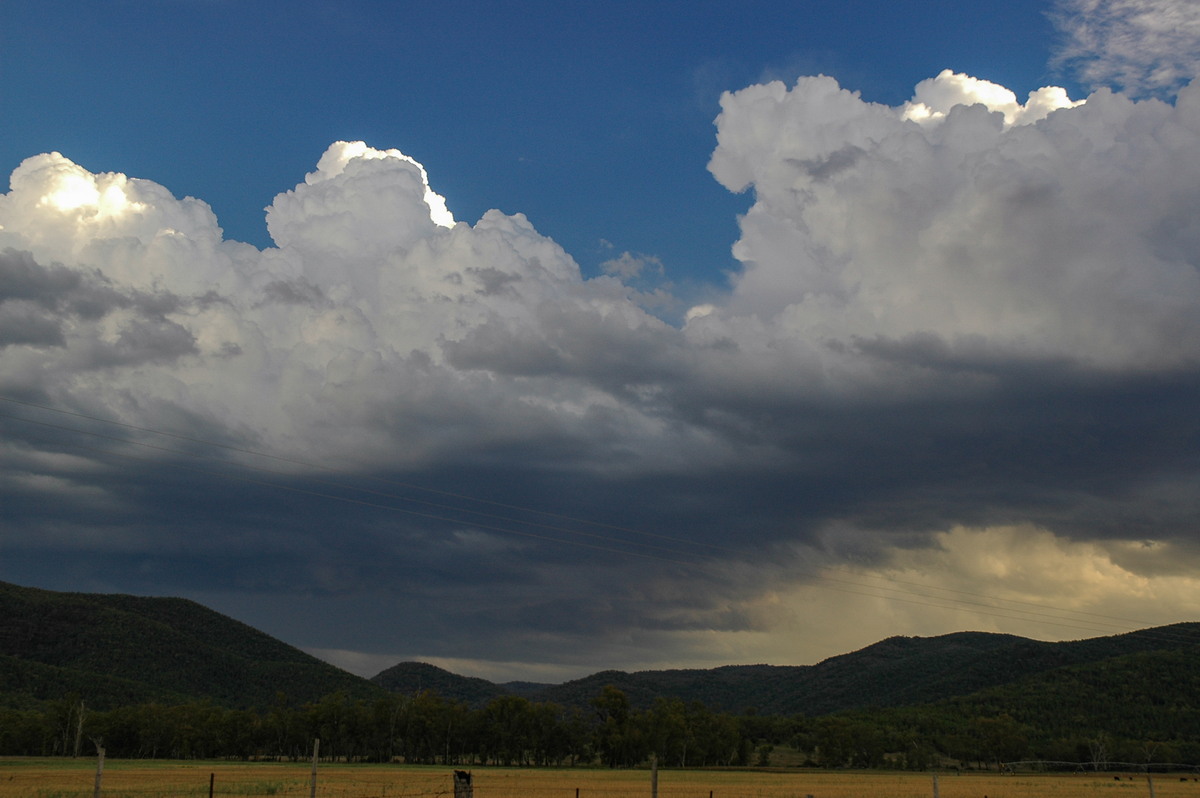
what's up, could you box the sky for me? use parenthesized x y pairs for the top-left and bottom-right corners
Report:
(2, 0), (1200, 684)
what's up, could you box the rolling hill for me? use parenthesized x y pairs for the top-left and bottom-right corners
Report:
(4, 576), (1198, 738)
(0, 580), (384, 710)
(931, 643), (1200, 744)
(370, 623), (1200, 716)
(373, 661), (516, 707)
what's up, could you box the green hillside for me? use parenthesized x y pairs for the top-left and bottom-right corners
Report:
(0, 581), (384, 710)
(371, 661), (512, 707)
(369, 623), (1200, 718)
(824, 641), (1200, 767)
(2, 578), (1198, 766)
(5, 575), (1199, 758)
(780, 624), (1200, 715)
(936, 642), (1200, 748)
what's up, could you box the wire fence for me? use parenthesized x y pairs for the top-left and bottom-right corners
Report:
(11, 760), (1200, 798)
(1003, 760), (1200, 774)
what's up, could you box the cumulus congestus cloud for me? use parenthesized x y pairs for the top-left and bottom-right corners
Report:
(0, 142), (693, 471)
(705, 70), (1200, 369)
(3, 73), (1200, 677)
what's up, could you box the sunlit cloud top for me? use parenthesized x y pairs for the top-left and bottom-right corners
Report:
(901, 70), (1085, 127)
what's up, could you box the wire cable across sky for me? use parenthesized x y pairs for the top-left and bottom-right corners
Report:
(0, 393), (1182, 647)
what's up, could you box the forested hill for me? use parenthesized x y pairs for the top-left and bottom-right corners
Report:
(372, 661), (514, 707)
(4, 577), (1198, 723)
(0, 580), (383, 710)
(372, 623), (1200, 715)
(927, 643), (1200, 746)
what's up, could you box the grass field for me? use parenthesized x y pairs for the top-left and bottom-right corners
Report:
(1, 759), (1197, 798)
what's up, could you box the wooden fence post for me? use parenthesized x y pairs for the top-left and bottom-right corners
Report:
(932, 772), (939, 798)
(310, 738), (319, 798)
(74, 700), (85, 759)
(650, 753), (658, 798)
(93, 746), (104, 798)
(1147, 774), (1156, 798)
(453, 769), (473, 798)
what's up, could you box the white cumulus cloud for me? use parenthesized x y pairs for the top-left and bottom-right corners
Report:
(705, 73), (1200, 371)
(0, 142), (700, 472)
(902, 69), (1084, 127)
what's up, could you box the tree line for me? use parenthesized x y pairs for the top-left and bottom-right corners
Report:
(2, 684), (1198, 770)
(0, 686), (744, 766)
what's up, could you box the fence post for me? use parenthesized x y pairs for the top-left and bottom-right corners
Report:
(453, 769), (473, 798)
(310, 738), (319, 798)
(1147, 774), (1156, 798)
(74, 700), (86, 759)
(93, 746), (104, 798)
(650, 753), (658, 798)
(932, 772), (939, 798)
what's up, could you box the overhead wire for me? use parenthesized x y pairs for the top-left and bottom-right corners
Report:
(0, 396), (1172, 637)
(1, 394), (1193, 645)
(0, 411), (712, 565)
(0, 394), (737, 555)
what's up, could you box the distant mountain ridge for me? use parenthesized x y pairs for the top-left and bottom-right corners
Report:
(0, 580), (383, 710)
(3, 578), (1198, 727)
(370, 623), (1200, 716)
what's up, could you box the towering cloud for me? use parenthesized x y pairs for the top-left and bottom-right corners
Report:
(0, 143), (690, 471)
(705, 73), (1200, 370)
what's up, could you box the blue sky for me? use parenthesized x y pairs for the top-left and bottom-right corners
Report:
(3, 0), (1200, 683)
(4, 0), (1072, 289)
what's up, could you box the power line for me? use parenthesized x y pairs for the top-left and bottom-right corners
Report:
(0, 395), (1189, 643)
(0, 394), (739, 555)
(0, 410), (715, 564)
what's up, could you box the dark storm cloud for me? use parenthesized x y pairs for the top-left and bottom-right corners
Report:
(0, 248), (197, 363)
(0, 304), (66, 347)
(0, 248), (82, 304)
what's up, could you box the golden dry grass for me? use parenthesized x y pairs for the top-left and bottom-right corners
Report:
(0, 759), (1197, 798)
